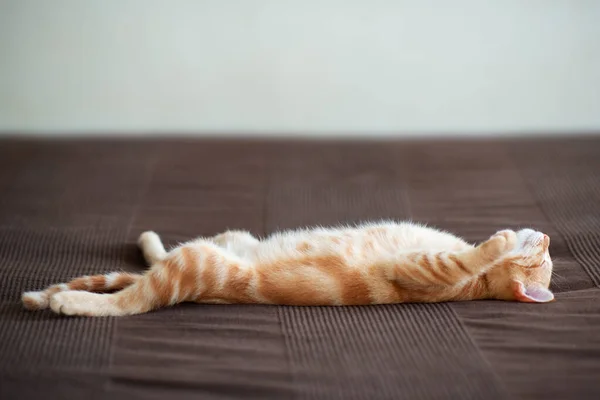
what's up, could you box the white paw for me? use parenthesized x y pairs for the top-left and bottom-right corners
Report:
(138, 231), (160, 248)
(50, 291), (119, 317)
(491, 229), (518, 252)
(50, 291), (83, 315)
(50, 291), (109, 316)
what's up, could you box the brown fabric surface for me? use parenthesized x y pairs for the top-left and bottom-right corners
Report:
(0, 136), (599, 399)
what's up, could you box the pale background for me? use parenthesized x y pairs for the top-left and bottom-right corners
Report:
(1, 0), (599, 137)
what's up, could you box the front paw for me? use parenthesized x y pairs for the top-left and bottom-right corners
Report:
(479, 230), (517, 260)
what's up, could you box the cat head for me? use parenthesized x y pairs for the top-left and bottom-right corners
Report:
(487, 229), (554, 303)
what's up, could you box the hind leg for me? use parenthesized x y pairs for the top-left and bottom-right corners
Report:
(23, 232), (165, 311)
(22, 272), (142, 310)
(207, 230), (259, 258)
(139, 230), (259, 261)
(138, 231), (167, 265)
(49, 241), (257, 317)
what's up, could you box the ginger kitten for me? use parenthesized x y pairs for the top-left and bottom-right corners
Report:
(22, 221), (554, 317)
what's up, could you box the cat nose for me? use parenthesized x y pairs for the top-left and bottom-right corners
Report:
(542, 234), (550, 251)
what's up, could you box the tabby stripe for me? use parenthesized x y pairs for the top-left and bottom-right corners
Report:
(481, 272), (491, 294)
(457, 280), (473, 299)
(69, 277), (89, 291)
(424, 254), (453, 285)
(149, 263), (175, 306)
(89, 275), (107, 290)
(420, 254), (433, 282)
(410, 256), (434, 283)
(408, 253), (419, 264)
(448, 254), (470, 275)
(169, 254), (187, 304)
(460, 279), (483, 300)
(200, 253), (218, 300)
(113, 273), (140, 289)
(434, 253), (453, 281)
(179, 247), (198, 301)
(436, 253), (453, 278)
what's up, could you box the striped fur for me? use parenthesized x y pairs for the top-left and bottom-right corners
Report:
(22, 222), (554, 317)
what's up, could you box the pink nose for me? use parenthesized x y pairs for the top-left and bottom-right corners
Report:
(543, 234), (550, 251)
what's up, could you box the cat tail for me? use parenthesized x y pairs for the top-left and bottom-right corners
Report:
(22, 272), (143, 310)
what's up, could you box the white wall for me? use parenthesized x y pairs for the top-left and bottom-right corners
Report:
(1, 0), (599, 136)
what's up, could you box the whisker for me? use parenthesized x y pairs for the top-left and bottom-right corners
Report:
(550, 270), (570, 291)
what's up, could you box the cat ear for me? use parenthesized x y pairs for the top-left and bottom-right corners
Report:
(511, 280), (554, 303)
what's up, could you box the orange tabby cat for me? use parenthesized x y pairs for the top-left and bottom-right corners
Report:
(21, 222), (554, 317)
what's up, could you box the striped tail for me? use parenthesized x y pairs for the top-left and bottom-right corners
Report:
(22, 272), (142, 310)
